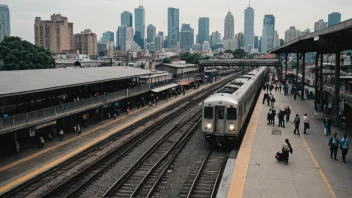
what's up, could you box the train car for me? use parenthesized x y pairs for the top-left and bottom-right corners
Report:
(201, 67), (268, 146)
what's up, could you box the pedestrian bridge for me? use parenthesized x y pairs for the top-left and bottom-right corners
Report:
(199, 59), (281, 68)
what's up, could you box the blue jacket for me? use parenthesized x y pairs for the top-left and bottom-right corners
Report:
(340, 138), (349, 149)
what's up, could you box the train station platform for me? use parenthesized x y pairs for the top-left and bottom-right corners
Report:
(0, 73), (235, 195)
(225, 85), (352, 198)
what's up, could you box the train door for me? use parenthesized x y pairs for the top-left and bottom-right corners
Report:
(238, 105), (242, 128)
(215, 106), (225, 133)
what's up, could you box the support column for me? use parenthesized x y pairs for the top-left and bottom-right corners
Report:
(301, 52), (306, 100)
(285, 53), (288, 95)
(279, 54), (282, 81)
(314, 53), (319, 112)
(334, 50), (341, 125)
(320, 54), (324, 112)
(296, 53), (299, 90)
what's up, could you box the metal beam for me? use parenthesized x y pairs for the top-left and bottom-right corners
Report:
(285, 53), (288, 95)
(301, 53), (306, 100)
(320, 54), (324, 112)
(334, 50), (341, 125)
(314, 53), (319, 111)
(296, 53), (299, 90)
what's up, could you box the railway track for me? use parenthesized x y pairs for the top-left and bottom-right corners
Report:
(180, 149), (228, 198)
(1, 72), (244, 198)
(102, 109), (202, 197)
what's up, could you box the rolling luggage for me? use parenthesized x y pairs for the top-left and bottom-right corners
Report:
(275, 151), (285, 162)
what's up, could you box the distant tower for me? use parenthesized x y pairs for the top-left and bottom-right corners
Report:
(244, 1), (254, 52)
(224, 10), (234, 40)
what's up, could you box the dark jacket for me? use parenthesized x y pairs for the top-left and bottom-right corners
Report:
(328, 136), (339, 150)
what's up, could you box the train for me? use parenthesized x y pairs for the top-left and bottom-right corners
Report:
(201, 67), (268, 146)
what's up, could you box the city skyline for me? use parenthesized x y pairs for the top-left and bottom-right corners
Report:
(2, 0), (352, 44)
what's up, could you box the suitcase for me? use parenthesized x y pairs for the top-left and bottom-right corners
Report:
(275, 151), (285, 162)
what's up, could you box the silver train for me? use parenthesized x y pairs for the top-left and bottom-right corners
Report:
(201, 67), (268, 145)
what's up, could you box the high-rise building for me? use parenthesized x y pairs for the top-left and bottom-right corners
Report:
(74, 29), (97, 55)
(244, 5), (254, 52)
(211, 31), (222, 48)
(135, 5), (145, 49)
(261, 15), (275, 53)
(98, 41), (114, 57)
(273, 30), (279, 49)
(146, 42), (155, 52)
(279, 39), (284, 46)
(157, 31), (164, 41)
(121, 11), (133, 27)
(301, 29), (310, 36)
(0, 4), (10, 42)
(202, 41), (210, 52)
(153, 36), (163, 52)
(223, 39), (235, 51)
(118, 25), (134, 52)
(168, 7), (179, 48)
(147, 24), (156, 43)
(192, 44), (201, 51)
(314, 19), (327, 32)
(164, 36), (168, 48)
(238, 32), (244, 49)
(180, 24), (194, 50)
(198, 17), (209, 46)
(254, 36), (259, 49)
(34, 14), (74, 53)
(328, 12), (341, 27)
(258, 36), (262, 53)
(224, 11), (234, 40)
(101, 31), (114, 43)
(285, 26), (301, 43)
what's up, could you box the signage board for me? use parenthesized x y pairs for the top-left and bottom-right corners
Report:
(29, 127), (36, 137)
(35, 120), (57, 130)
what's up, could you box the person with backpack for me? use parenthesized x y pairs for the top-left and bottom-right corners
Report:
(292, 114), (300, 135)
(285, 106), (291, 123)
(282, 139), (293, 165)
(328, 133), (339, 160)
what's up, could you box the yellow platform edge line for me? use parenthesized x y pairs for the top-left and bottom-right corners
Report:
(300, 134), (337, 198)
(0, 75), (235, 194)
(227, 92), (264, 198)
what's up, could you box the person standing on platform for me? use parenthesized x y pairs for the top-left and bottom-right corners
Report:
(267, 94), (271, 106)
(77, 124), (81, 136)
(279, 84), (282, 92)
(282, 139), (293, 165)
(293, 114), (300, 135)
(303, 114), (309, 134)
(294, 91), (297, 100)
(127, 107), (130, 115)
(271, 108), (276, 127)
(39, 137), (44, 149)
(329, 133), (339, 160)
(271, 96), (276, 108)
(263, 92), (268, 104)
(286, 106), (291, 123)
(323, 116), (329, 136)
(340, 134), (349, 163)
(59, 129), (64, 141)
(278, 109), (285, 128)
(15, 140), (20, 153)
(267, 108), (272, 124)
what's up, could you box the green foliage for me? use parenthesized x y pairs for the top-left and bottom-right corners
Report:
(232, 49), (247, 59)
(0, 36), (55, 71)
(224, 50), (233, 53)
(162, 58), (171, 63)
(180, 52), (203, 64)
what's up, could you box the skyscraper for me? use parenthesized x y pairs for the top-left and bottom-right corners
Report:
(258, 36), (262, 53)
(118, 25), (134, 52)
(224, 11), (234, 40)
(254, 36), (259, 49)
(157, 31), (164, 41)
(273, 30), (279, 49)
(34, 14), (74, 53)
(101, 31), (114, 43)
(147, 24), (156, 43)
(244, 5), (254, 52)
(74, 29), (98, 55)
(135, 5), (145, 49)
(153, 36), (163, 52)
(198, 17), (209, 45)
(121, 11), (133, 27)
(168, 7), (179, 48)
(211, 31), (222, 49)
(285, 26), (301, 43)
(180, 24), (194, 50)
(0, 4), (10, 42)
(314, 20), (327, 32)
(328, 12), (341, 27)
(261, 15), (275, 53)
(238, 32), (244, 49)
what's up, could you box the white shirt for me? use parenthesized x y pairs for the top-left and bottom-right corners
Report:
(303, 116), (309, 123)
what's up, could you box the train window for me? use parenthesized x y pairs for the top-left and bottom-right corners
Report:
(218, 108), (224, 119)
(227, 108), (237, 120)
(204, 107), (213, 119)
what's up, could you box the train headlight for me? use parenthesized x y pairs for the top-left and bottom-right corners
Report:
(229, 124), (234, 131)
(206, 123), (212, 129)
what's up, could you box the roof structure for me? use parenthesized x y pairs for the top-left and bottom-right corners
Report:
(0, 67), (153, 97)
(270, 19), (352, 54)
(162, 63), (198, 68)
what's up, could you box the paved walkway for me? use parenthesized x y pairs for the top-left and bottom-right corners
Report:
(0, 74), (236, 195)
(227, 83), (352, 197)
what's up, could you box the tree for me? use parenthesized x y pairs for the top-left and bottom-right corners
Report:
(180, 52), (203, 64)
(0, 36), (55, 71)
(232, 49), (247, 59)
(224, 50), (233, 53)
(162, 58), (171, 63)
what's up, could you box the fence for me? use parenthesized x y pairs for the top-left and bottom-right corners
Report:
(0, 84), (151, 131)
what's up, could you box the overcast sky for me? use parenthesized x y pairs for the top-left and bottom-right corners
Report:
(3, 0), (352, 43)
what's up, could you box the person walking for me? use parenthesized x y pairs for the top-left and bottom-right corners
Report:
(271, 108), (276, 127)
(271, 96), (276, 108)
(293, 114), (300, 135)
(278, 109), (284, 128)
(267, 94), (271, 106)
(15, 140), (20, 153)
(303, 113), (309, 134)
(285, 106), (291, 123)
(328, 133), (339, 160)
(59, 129), (64, 141)
(39, 137), (44, 149)
(340, 134), (349, 163)
(279, 84), (282, 92)
(267, 108), (272, 124)
(282, 139), (293, 165)
(323, 116), (329, 136)
(77, 124), (81, 136)
(263, 92), (268, 104)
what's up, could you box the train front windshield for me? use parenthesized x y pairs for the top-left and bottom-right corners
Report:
(227, 108), (237, 120)
(204, 107), (213, 119)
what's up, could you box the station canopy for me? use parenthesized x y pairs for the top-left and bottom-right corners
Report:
(151, 83), (179, 93)
(0, 67), (153, 97)
(270, 19), (352, 54)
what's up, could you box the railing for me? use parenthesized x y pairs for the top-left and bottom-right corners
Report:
(323, 82), (352, 100)
(0, 84), (151, 131)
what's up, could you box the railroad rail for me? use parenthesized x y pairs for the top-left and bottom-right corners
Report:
(2, 71), (244, 198)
